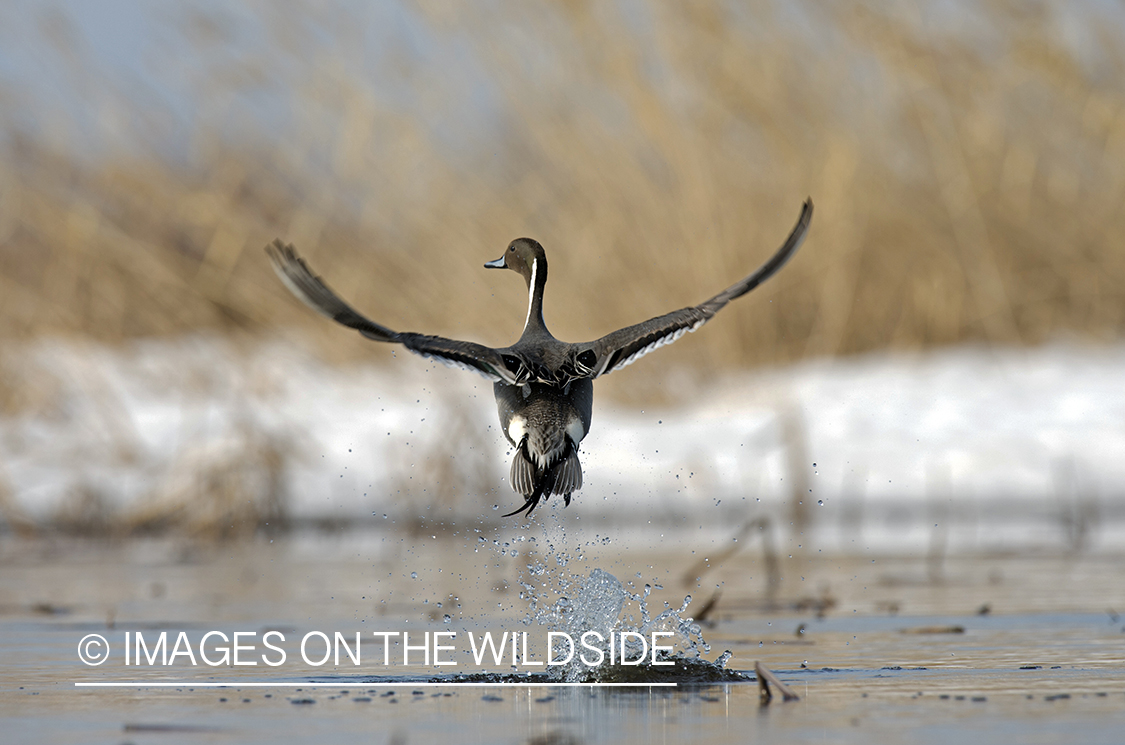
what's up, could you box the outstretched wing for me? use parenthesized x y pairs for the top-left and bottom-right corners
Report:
(266, 240), (520, 384)
(572, 199), (812, 378)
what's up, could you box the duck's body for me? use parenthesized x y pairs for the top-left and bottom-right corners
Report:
(494, 378), (592, 509)
(267, 199), (812, 516)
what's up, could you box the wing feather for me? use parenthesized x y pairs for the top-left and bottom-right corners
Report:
(266, 240), (518, 384)
(580, 199), (812, 378)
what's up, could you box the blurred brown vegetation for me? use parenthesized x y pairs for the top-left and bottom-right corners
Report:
(1, 1), (1123, 399)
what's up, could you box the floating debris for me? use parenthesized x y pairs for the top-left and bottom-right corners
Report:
(900, 626), (965, 634)
(123, 724), (222, 733)
(694, 590), (722, 626)
(755, 661), (799, 704)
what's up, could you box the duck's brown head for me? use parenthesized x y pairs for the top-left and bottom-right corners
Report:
(484, 238), (546, 288)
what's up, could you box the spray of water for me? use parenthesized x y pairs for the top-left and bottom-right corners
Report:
(511, 516), (743, 683)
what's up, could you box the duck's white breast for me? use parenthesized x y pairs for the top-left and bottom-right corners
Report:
(508, 415), (528, 443)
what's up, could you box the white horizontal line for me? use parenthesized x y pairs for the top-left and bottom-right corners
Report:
(74, 681), (678, 688)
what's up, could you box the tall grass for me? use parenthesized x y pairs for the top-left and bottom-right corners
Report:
(0, 0), (1121, 389)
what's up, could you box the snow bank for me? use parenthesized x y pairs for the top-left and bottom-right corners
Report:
(0, 337), (1121, 551)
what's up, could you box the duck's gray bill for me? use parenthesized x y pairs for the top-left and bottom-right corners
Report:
(484, 256), (507, 269)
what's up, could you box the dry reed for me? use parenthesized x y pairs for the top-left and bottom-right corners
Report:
(0, 3), (1120, 396)
(1, 3), (1121, 536)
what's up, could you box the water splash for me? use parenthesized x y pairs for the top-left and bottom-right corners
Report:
(510, 517), (742, 683)
(543, 568), (728, 682)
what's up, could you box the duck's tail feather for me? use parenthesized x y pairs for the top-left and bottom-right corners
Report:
(554, 448), (581, 506)
(503, 465), (554, 518)
(503, 438), (579, 518)
(509, 439), (536, 496)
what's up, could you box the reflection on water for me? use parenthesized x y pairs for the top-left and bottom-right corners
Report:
(2, 528), (1125, 744)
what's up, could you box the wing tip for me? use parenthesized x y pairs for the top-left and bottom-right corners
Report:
(264, 238), (298, 268)
(798, 197), (814, 230)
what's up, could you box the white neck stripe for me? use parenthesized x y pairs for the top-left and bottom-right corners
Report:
(524, 258), (538, 329)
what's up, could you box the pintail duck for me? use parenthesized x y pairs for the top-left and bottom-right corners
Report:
(267, 199), (812, 517)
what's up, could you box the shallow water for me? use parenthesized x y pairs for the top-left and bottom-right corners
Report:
(2, 530), (1124, 744)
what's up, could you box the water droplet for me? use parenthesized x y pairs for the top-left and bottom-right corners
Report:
(817, 500), (824, 506)
(410, 572), (418, 579)
(443, 615), (452, 624)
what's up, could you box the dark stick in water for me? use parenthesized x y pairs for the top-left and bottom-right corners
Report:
(756, 661), (800, 704)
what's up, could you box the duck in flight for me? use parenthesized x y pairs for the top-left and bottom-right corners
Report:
(266, 199), (812, 517)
